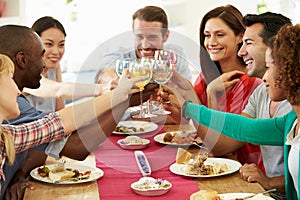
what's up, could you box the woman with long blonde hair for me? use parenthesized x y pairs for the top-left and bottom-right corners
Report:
(0, 51), (144, 192)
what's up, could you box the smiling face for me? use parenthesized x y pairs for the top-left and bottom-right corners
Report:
(40, 27), (65, 69)
(262, 48), (286, 101)
(238, 23), (268, 78)
(14, 32), (45, 90)
(133, 19), (169, 58)
(203, 18), (243, 68)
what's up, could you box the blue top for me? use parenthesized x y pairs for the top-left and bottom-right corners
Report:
(26, 68), (57, 114)
(1, 95), (47, 198)
(184, 102), (299, 200)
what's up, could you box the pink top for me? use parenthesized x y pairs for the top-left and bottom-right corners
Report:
(194, 73), (264, 171)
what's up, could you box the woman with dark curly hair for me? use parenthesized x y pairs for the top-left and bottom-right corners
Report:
(168, 24), (299, 199)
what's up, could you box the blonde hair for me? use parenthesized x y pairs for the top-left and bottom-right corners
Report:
(0, 54), (16, 165)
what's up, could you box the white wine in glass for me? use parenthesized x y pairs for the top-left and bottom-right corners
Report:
(152, 59), (173, 85)
(152, 59), (173, 115)
(129, 59), (153, 118)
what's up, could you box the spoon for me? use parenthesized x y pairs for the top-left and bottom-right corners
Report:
(237, 188), (276, 200)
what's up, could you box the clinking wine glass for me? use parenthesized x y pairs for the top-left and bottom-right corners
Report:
(152, 49), (176, 115)
(115, 58), (136, 77)
(129, 58), (153, 118)
(154, 49), (177, 70)
(152, 59), (173, 115)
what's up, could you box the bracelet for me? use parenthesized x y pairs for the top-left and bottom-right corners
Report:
(182, 100), (192, 120)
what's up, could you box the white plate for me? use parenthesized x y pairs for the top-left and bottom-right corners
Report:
(131, 177), (172, 196)
(30, 163), (104, 184)
(154, 132), (197, 147)
(113, 121), (158, 135)
(117, 137), (150, 150)
(169, 158), (241, 178)
(218, 193), (275, 200)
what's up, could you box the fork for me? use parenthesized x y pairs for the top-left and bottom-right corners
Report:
(57, 159), (66, 167)
(237, 188), (276, 199)
(53, 174), (90, 184)
(192, 142), (208, 150)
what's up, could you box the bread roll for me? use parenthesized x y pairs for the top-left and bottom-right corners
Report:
(176, 148), (192, 164)
(212, 162), (229, 174)
(190, 190), (219, 200)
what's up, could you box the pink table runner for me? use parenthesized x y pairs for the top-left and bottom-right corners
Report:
(94, 125), (199, 199)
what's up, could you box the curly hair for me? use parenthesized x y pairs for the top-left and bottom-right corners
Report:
(272, 24), (300, 105)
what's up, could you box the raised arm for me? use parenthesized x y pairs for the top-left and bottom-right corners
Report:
(53, 66), (65, 111)
(206, 70), (244, 109)
(183, 102), (287, 146)
(57, 70), (143, 134)
(3, 71), (145, 200)
(23, 76), (114, 100)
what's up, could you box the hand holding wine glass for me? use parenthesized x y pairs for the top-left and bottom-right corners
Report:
(151, 49), (176, 115)
(128, 58), (153, 118)
(152, 59), (173, 115)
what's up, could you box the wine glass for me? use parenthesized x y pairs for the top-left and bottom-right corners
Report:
(152, 59), (173, 115)
(115, 58), (135, 77)
(151, 49), (176, 115)
(128, 58), (153, 118)
(154, 49), (177, 70)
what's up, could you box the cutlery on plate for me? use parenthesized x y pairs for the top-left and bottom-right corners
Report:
(192, 142), (208, 150)
(53, 174), (90, 184)
(236, 188), (276, 200)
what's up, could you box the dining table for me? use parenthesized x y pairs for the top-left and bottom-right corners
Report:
(23, 122), (266, 200)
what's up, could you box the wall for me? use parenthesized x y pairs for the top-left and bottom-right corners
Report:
(0, 0), (299, 74)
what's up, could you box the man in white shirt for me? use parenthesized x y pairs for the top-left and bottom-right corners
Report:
(96, 6), (192, 82)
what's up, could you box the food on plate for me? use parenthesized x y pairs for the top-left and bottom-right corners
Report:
(37, 164), (91, 182)
(187, 153), (229, 176)
(49, 168), (76, 182)
(190, 190), (220, 200)
(37, 166), (51, 177)
(132, 177), (171, 190)
(114, 124), (145, 133)
(176, 148), (192, 164)
(163, 131), (200, 144)
(190, 191), (271, 200)
(248, 193), (271, 200)
(120, 136), (148, 145)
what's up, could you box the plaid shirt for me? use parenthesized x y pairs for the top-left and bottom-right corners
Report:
(0, 112), (65, 181)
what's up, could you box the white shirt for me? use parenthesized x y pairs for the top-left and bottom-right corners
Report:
(286, 120), (300, 196)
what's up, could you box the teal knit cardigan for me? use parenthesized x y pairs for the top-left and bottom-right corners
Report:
(184, 102), (299, 200)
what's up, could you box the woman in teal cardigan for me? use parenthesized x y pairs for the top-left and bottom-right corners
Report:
(165, 25), (300, 199)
